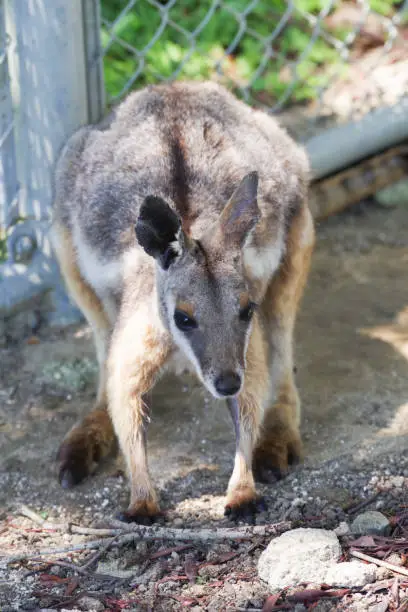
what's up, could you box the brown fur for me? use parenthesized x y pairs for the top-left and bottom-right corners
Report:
(253, 202), (315, 483)
(52, 223), (116, 486)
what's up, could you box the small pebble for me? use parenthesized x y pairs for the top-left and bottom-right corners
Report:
(77, 595), (104, 611)
(351, 511), (391, 536)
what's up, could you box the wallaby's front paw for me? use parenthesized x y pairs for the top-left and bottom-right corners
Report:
(116, 499), (161, 525)
(224, 487), (267, 523)
(253, 426), (303, 484)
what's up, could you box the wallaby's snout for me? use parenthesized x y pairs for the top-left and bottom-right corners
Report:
(214, 370), (242, 397)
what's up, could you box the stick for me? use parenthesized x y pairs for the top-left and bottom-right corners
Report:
(80, 536), (119, 570)
(106, 519), (292, 542)
(2, 521), (291, 566)
(345, 492), (381, 515)
(351, 550), (408, 578)
(19, 505), (291, 542)
(2, 538), (116, 565)
(19, 506), (120, 537)
(27, 558), (117, 581)
(149, 544), (194, 560)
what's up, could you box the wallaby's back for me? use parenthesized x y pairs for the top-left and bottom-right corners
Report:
(54, 81), (308, 266)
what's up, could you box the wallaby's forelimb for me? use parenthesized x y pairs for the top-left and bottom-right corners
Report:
(107, 306), (171, 521)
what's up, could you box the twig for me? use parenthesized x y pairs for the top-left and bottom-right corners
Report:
(149, 544), (194, 560)
(28, 558), (119, 581)
(19, 505), (290, 543)
(2, 520), (291, 566)
(106, 518), (292, 542)
(80, 536), (119, 570)
(351, 550), (408, 578)
(345, 492), (382, 515)
(19, 505), (120, 537)
(2, 537), (117, 565)
(36, 559), (91, 576)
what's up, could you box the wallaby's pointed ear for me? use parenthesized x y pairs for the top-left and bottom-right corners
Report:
(218, 172), (260, 247)
(135, 196), (182, 270)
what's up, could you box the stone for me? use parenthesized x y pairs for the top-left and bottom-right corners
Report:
(386, 552), (404, 566)
(77, 596), (104, 611)
(96, 560), (134, 579)
(257, 528), (341, 591)
(351, 511), (391, 536)
(2, 309), (40, 345)
(325, 561), (376, 587)
(376, 178), (408, 208)
(334, 521), (351, 537)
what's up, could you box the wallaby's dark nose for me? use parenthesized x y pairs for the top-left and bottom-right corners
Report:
(215, 371), (242, 396)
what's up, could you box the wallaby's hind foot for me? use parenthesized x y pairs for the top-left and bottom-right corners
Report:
(253, 377), (303, 483)
(57, 406), (116, 488)
(253, 425), (303, 484)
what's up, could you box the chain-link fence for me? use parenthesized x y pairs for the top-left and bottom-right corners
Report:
(99, 1), (408, 134)
(1, 0), (408, 322)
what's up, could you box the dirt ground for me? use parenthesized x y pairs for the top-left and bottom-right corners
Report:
(2, 194), (408, 610)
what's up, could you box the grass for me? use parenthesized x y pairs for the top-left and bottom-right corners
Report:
(100, 0), (401, 105)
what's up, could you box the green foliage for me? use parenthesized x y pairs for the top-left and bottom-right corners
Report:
(101, 0), (399, 106)
(0, 234), (6, 262)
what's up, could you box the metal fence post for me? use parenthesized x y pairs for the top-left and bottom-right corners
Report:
(0, 0), (104, 323)
(0, 0), (18, 254)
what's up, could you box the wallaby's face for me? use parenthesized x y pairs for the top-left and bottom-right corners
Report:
(136, 172), (260, 398)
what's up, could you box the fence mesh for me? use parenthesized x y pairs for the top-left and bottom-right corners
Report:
(100, 0), (408, 139)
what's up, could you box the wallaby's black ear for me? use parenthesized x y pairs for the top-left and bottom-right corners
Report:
(135, 196), (181, 270)
(218, 172), (260, 248)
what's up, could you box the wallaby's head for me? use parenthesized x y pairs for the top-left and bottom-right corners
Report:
(135, 172), (261, 398)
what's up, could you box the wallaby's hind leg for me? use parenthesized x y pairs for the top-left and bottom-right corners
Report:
(253, 204), (314, 482)
(52, 222), (116, 487)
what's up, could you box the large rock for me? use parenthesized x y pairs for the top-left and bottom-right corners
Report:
(258, 528), (341, 591)
(325, 561), (376, 587)
(350, 511), (391, 536)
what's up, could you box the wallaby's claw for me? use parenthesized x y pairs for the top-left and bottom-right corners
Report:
(115, 510), (157, 525)
(115, 499), (161, 525)
(224, 496), (267, 524)
(253, 429), (303, 484)
(253, 463), (286, 484)
(57, 441), (92, 488)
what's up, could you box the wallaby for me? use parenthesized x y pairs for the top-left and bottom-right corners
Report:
(52, 81), (314, 522)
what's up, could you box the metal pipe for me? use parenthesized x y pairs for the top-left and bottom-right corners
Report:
(305, 97), (408, 180)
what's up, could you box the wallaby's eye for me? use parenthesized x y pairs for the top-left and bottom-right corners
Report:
(239, 302), (257, 323)
(174, 309), (198, 332)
